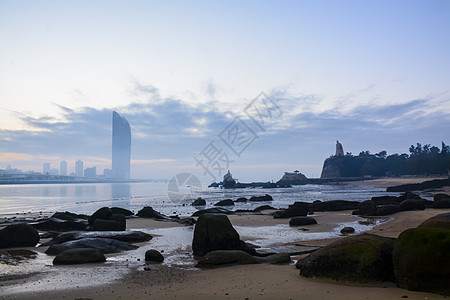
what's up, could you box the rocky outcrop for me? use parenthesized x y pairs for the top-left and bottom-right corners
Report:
(196, 250), (290, 268)
(311, 200), (360, 211)
(137, 206), (195, 225)
(31, 217), (88, 231)
(0, 224), (40, 249)
(45, 237), (138, 255)
(88, 207), (126, 231)
(386, 179), (449, 192)
(145, 249), (164, 263)
(393, 227), (450, 295)
(53, 248), (106, 265)
(276, 171), (307, 186)
(192, 214), (258, 257)
(214, 199), (235, 206)
(289, 216), (317, 226)
(249, 194), (273, 202)
(320, 156), (345, 179)
(42, 230), (152, 245)
(296, 233), (395, 283)
(273, 202), (309, 218)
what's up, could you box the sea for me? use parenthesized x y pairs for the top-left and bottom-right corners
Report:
(0, 181), (410, 217)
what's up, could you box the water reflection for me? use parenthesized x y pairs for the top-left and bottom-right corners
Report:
(75, 185), (83, 197)
(111, 183), (131, 210)
(59, 185), (67, 197)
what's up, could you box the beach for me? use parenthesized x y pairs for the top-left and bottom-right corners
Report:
(1, 177), (449, 300)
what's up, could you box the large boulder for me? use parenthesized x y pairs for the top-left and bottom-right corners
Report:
(51, 211), (89, 221)
(398, 199), (426, 211)
(418, 213), (450, 230)
(31, 218), (88, 231)
(192, 198), (206, 206)
(192, 207), (233, 217)
(393, 227), (450, 295)
(311, 200), (360, 212)
(370, 196), (401, 206)
(53, 248), (106, 265)
(375, 205), (400, 216)
(88, 207), (113, 225)
(214, 199), (235, 206)
(296, 233), (395, 283)
(273, 202), (309, 219)
(137, 206), (195, 225)
(0, 224), (40, 249)
(289, 216), (317, 226)
(433, 199), (450, 209)
(434, 193), (450, 201)
(93, 219), (124, 231)
(110, 207), (133, 216)
(45, 237), (138, 255)
(353, 200), (377, 216)
(249, 194), (273, 202)
(192, 214), (257, 257)
(196, 250), (290, 268)
(145, 249), (164, 263)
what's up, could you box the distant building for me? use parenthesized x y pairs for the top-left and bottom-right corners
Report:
(43, 162), (50, 174)
(112, 111), (131, 180)
(75, 160), (84, 177)
(50, 168), (59, 175)
(84, 167), (96, 178)
(60, 160), (67, 176)
(103, 168), (112, 178)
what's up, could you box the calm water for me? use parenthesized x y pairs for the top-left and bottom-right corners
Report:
(0, 181), (401, 217)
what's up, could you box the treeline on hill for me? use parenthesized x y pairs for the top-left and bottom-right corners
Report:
(337, 142), (450, 177)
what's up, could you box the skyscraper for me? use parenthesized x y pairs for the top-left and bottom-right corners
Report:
(60, 160), (67, 176)
(112, 111), (131, 179)
(43, 162), (50, 174)
(75, 160), (84, 177)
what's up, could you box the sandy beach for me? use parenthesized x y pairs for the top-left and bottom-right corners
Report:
(1, 177), (449, 300)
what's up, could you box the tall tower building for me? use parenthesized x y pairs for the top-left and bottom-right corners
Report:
(60, 160), (67, 176)
(43, 162), (50, 174)
(75, 160), (84, 177)
(112, 111), (131, 179)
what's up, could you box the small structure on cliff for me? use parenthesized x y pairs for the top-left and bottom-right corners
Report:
(335, 140), (344, 156)
(276, 170), (307, 185)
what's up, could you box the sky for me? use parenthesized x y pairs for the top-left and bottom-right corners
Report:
(0, 0), (449, 182)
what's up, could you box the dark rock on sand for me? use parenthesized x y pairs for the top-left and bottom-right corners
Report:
(353, 200), (377, 216)
(214, 199), (235, 206)
(45, 237), (138, 255)
(88, 207), (113, 225)
(192, 198), (206, 206)
(43, 230), (153, 245)
(289, 216), (317, 226)
(296, 233), (395, 283)
(340, 227), (355, 235)
(0, 224), (40, 249)
(234, 197), (248, 203)
(145, 249), (164, 263)
(311, 200), (360, 212)
(393, 227), (450, 296)
(254, 205), (276, 212)
(93, 219), (124, 231)
(53, 248), (106, 265)
(196, 250), (290, 268)
(110, 207), (134, 216)
(434, 193), (450, 201)
(433, 198), (450, 209)
(398, 199), (426, 211)
(370, 196), (402, 206)
(31, 218), (88, 231)
(418, 213), (450, 230)
(137, 206), (195, 225)
(51, 211), (89, 221)
(249, 194), (273, 202)
(192, 207), (233, 217)
(192, 214), (258, 257)
(375, 205), (400, 216)
(273, 202), (309, 219)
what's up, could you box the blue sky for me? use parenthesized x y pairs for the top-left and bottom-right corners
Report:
(0, 0), (449, 181)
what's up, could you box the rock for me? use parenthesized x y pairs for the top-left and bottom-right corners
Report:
(249, 194), (273, 202)
(234, 197), (248, 203)
(214, 199), (235, 206)
(192, 198), (206, 206)
(340, 227), (355, 235)
(433, 199), (450, 209)
(398, 199), (426, 211)
(192, 214), (257, 257)
(192, 207), (233, 217)
(387, 179), (448, 192)
(311, 200), (360, 212)
(289, 216), (317, 226)
(88, 207), (113, 225)
(53, 248), (106, 265)
(276, 171), (308, 186)
(371, 196), (402, 206)
(93, 219), (124, 231)
(393, 227), (450, 295)
(375, 205), (400, 216)
(296, 233), (395, 283)
(418, 213), (450, 230)
(137, 206), (195, 225)
(145, 249), (164, 263)
(0, 224), (40, 249)
(196, 250), (290, 268)
(434, 193), (450, 201)
(254, 205), (276, 212)
(31, 218), (88, 231)
(45, 230), (153, 245)
(273, 202), (309, 219)
(51, 211), (89, 221)
(45, 237), (138, 255)
(110, 214), (126, 229)
(110, 207), (134, 216)
(397, 192), (422, 201)
(353, 200), (377, 216)
(0, 249), (37, 265)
